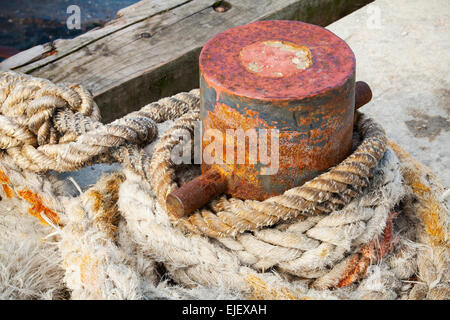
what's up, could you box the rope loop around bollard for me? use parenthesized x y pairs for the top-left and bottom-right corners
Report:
(0, 71), (387, 239)
(149, 108), (387, 238)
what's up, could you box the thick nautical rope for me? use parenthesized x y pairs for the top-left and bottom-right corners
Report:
(119, 149), (406, 294)
(0, 72), (447, 299)
(0, 71), (199, 174)
(149, 111), (387, 238)
(0, 71), (388, 240)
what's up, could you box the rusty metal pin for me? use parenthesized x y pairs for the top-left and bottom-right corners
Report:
(355, 81), (372, 110)
(166, 168), (227, 218)
(165, 21), (373, 218)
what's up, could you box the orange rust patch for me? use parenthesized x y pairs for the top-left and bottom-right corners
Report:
(0, 169), (9, 184)
(338, 254), (371, 288)
(337, 211), (398, 288)
(419, 201), (446, 244)
(17, 189), (60, 226)
(205, 103), (273, 132)
(203, 104), (267, 190)
(2, 184), (14, 198)
(245, 109), (259, 118)
(388, 141), (446, 245)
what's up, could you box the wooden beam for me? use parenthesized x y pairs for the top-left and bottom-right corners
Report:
(0, 0), (191, 72)
(2, 0), (372, 122)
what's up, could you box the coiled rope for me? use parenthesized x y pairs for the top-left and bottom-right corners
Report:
(0, 70), (387, 238)
(149, 109), (387, 237)
(0, 71), (448, 300)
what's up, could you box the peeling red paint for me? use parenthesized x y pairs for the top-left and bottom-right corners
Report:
(0, 169), (14, 199)
(199, 20), (355, 101)
(239, 40), (312, 78)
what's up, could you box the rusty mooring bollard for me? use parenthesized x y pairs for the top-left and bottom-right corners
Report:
(166, 20), (372, 218)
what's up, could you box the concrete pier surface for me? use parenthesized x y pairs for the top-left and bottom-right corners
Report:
(327, 0), (449, 187)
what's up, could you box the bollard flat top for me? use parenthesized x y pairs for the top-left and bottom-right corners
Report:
(199, 20), (355, 101)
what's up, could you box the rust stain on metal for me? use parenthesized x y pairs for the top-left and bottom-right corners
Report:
(198, 20), (356, 201)
(166, 168), (227, 218)
(167, 20), (372, 217)
(204, 102), (274, 131)
(199, 20), (355, 101)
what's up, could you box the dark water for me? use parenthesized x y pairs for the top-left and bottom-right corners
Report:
(0, 0), (139, 60)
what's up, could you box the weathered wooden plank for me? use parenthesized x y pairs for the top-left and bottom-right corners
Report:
(2, 0), (372, 122)
(0, 0), (190, 71)
(0, 43), (54, 70)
